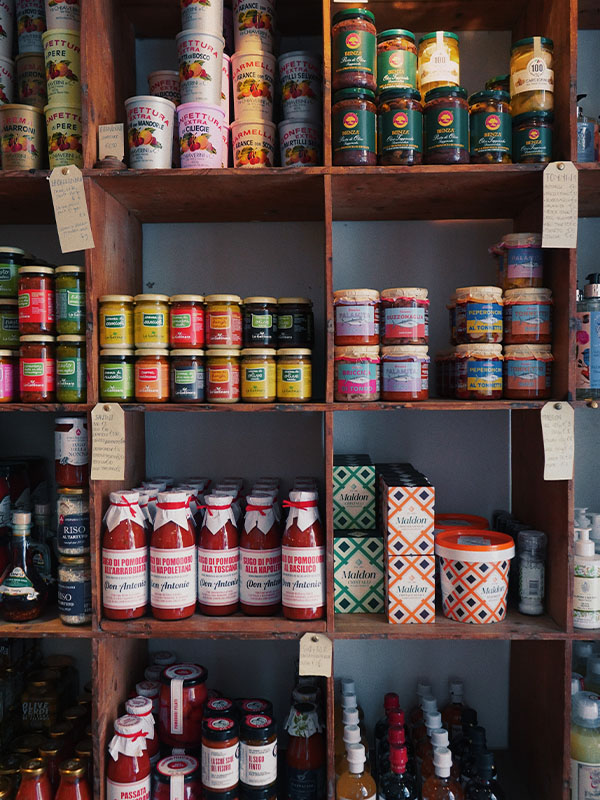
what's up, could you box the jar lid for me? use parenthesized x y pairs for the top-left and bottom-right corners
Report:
(171, 349), (205, 357)
(381, 287), (428, 300)
(58, 759), (86, 778)
(468, 90), (510, 104)
(333, 87), (376, 104)
(379, 88), (421, 103)
(205, 294), (242, 303)
(511, 36), (553, 51)
(455, 286), (503, 301)
(277, 297), (312, 305)
(59, 555), (90, 566)
(332, 7), (375, 25)
(57, 335), (86, 342)
(114, 715), (144, 737)
(377, 28), (416, 42)
(382, 346), (429, 357)
(277, 348), (312, 356)
(243, 296), (277, 305)
(335, 346), (380, 359)
(238, 698), (274, 715)
(161, 664), (208, 687)
(169, 294), (204, 303)
(75, 738), (93, 756)
(20, 334), (55, 342)
(20, 759), (46, 777)
(0, 247), (24, 255)
(99, 294), (134, 303)
(455, 344), (503, 357)
(134, 293), (169, 303)
(206, 348), (240, 357)
(55, 265), (85, 274)
(156, 755), (200, 781)
(38, 740), (61, 756)
(0, 350), (17, 358)
(512, 110), (554, 125)
(435, 529), (515, 561)
(202, 717), (238, 741)
(18, 265), (54, 275)
(240, 714), (276, 740)
(503, 344), (554, 359)
(333, 288), (379, 302)
(418, 30), (459, 43)
(206, 697), (235, 715)
(134, 348), (169, 356)
(504, 287), (552, 302)
(485, 74), (509, 87)
(0, 298), (17, 306)
(501, 232), (542, 246)
(135, 680), (160, 697)
(64, 706), (87, 721)
(241, 348), (276, 356)
(125, 696), (153, 716)
(100, 348), (134, 357)
(58, 488), (87, 496)
(425, 85), (467, 102)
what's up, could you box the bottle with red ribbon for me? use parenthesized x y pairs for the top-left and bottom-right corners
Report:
(125, 697), (159, 767)
(106, 715), (151, 800)
(197, 494), (240, 616)
(240, 495), (281, 616)
(281, 490), (325, 621)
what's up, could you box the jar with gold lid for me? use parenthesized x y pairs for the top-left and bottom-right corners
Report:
(134, 294), (169, 349)
(99, 295), (134, 348)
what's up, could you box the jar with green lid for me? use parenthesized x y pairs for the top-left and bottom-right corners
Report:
(0, 299), (19, 348)
(332, 8), (376, 92)
(424, 85), (469, 164)
(378, 88), (423, 165)
(468, 90), (512, 163)
(99, 295), (134, 348)
(512, 111), (553, 163)
(55, 266), (85, 335)
(485, 75), (509, 92)
(377, 29), (417, 92)
(332, 88), (377, 166)
(0, 247), (24, 298)
(56, 335), (86, 404)
(99, 349), (134, 402)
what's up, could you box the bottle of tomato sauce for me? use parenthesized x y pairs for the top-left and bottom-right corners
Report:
(281, 491), (325, 620)
(150, 491), (197, 620)
(240, 495), (281, 616)
(197, 495), (239, 616)
(55, 759), (91, 800)
(125, 697), (159, 767)
(15, 759), (53, 800)
(101, 491), (148, 620)
(285, 702), (325, 800)
(106, 715), (150, 800)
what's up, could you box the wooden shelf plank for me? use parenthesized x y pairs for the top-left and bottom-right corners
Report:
(122, 402), (330, 412)
(578, 163), (600, 217)
(100, 614), (327, 638)
(0, 612), (95, 637)
(0, 404), (93, 413)
(348, 0), (524, 32)
(116, 400), (561, 412)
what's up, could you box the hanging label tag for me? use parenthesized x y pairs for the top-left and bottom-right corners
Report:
(99, 123), (125, 161)
(541, 402), (574, 481)
(91, 403), (125, 481)
(542, 161), (578, 249)
(299, 633), (332, 677)
(48, 166), (95, 253)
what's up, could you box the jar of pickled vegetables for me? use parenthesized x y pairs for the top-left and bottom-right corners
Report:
(378, 89), (423, 166)
(332, 8), (377, 92)
(332, 88), (377, 166)
(19, 335), (55, 402)
(455, 286), (503, 344)
(99, 349), (134, 402)
(490, 233), (543, 290)
(468, 90), (512, 163)
(55, 266), (85, 335)
(424, 86), (469, 164)
(56, 336), (86, 404)
(0, 299), (18, 348)
(503, 288), (552, 345)
(418, 31), (460, 95)
(334, 289), (379, 346)
(512, 111), (553, 163)
(380, 288), (429, 344)
(134, 294), (169, 349)
(455, 344), (503, 400)
(503, 344), (553, 400)
(377, 30), (417, 93)
(510, 37), (554, 117)
(205, 295), (243, 349)
(99, 295), (134, 348)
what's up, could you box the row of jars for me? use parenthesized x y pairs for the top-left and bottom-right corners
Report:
(100, 347), (313, 404)
(0, 336), (86, 403)
(334, 288), (429, 346)
(99, 294), (314, 351)
(335, 345), (429, 402)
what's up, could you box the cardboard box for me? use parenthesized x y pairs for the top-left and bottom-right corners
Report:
(383, 482), (435, 557)
(334, 532), (384, 613)
(333, 455), (376, 530)
(386, 554), (435, 624)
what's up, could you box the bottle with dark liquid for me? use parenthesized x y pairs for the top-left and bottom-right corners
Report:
(0, 511), (47, 621)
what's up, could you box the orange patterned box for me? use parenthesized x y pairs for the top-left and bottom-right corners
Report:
(383, 482), (435, 557)
(386, 554), (435, 624)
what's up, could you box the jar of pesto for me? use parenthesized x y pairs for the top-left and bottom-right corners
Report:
(0, 247), (25, 298)
(0, 299), (19, 348)
(56, 266), (86, 335)
(56, 335), (87, 403)
(99, 348), (134, 402)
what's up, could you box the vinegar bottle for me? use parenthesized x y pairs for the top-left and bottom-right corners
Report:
(336, 744), (376, 800)
(409, 681), (432, 730)
(422, 748), (463, 800)
(374, 692), (401, 778)
(464, 751), (505, 799)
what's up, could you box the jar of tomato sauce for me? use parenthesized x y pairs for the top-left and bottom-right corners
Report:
(55, 417), (88, 488)
(154, 755), (202, 800)
(198, 495), (239, 616)
(135, 349), (170, 403)
(19, 335), (55, 402)
(455, 344), (503, 400)
(381, 346), (429, 401)
(201, 718), (239, 792)
(38, 742), (61, 791)
(503, 288), (552, 344)
(206, 349), (240, 404)
(101, 491), (148, 620)
(125, 698), (158, 766)
(18, 267), (55, 335)
(240, 495), (281, 616)
(106, 715), (150, 800)
(381, 288), (429, 345)
(281, 491), (324, 620)
(159, 664), (208, 748)
(205, 295), (242, 349)
(334, 289), (379, 346)
(240, 715), (277, 789)
(285, 703), (325, 800)
(16, 760), (52, 800)
(503, 344), (553, 400)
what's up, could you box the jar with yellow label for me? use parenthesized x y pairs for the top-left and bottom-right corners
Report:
(276, 348), (312, 402)
(417, 31), (460, 96)
(510, 37), (554, 117)
(241, 348), (276, 403)
(134, 294), (170, 348)
(99, 295), (134, 348)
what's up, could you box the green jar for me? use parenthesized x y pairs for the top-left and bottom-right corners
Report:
(0, 247), (25, 298)
(56, 265), (86, 335)
(56, 335), (86, 403)
(0, 299), (19, 348)
(99, 348), (134, 402)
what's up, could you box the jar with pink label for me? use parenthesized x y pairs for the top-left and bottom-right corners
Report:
(381, 345), (429, 401)
(333, 289), (380, 346)
(0, 350), (16, 402)
(334, 345), (380, 402)
(178, 103), (224, 168)
(381, 287), (429, 345)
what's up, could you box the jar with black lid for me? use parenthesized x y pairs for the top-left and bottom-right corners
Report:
(378, 88), (423, 165)
(277, 298), (314, 347)
(424, 85), (469, 164)
(99, 349), (134, 402)
(240, 714), (277, 790)
(242, 297), (278, 348)
(332, 88), (377, 166)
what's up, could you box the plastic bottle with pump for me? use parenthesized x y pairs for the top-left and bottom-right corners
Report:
(574, 526), (600, 630)
(576, 275), (600, 399)
(577, 95), (597, 162)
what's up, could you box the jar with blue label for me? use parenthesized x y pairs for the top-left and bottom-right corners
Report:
(381, 345), (429, 401)
(334, 345), (380, 402)
(504, 288), (552, 344)
(490, 232), (543, 290)
(455, 344), (503, 400)
(503, 344), (553, 400)
(57, 488), (89, 555)
(455, 286), (503, 344)
(58, 555), (92, 625)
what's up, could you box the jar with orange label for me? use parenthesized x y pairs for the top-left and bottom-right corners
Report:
(18, 267), (55, 335)
(205, 295), (242, 349)
(19, 335), (55, 402)
(134, 349), (170, 402)
(333, 289), (380, 346)
(503, 344), (553, 399)
(170, 295), (205, 348)
(503, 288), (552, 344)
(206, 349), (240, 404)
(455, 286), (503, 344)
(380, 288), (429, 345)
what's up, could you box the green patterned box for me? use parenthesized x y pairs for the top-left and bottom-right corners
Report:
(334, 532), (384, 613)
(333, 456), (376, 530)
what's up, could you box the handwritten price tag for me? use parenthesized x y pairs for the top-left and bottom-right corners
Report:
(299, 633), (332, 677)
(542, 161), (578, 249)
(91, 403), (125, 481)
(48, 166), (95, 253)
(541, 402), (574, 481)
(98, 123), (124, 161)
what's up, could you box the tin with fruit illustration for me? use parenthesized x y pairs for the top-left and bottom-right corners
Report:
(42, 28), (80, 107)
(232, 50), (275, 121)
(125, 94), (176, 169)
(177, 29), (224, 107)
(0, 103), (45, 169)
(44, 103), (82, 167)
(278, 51), (321, 122)
(44, 0), (80, 31)
(278, 120), (321, 167)
(0, 56), (13, 104)
(148, 70), (181, 106)
(0, 1), (14, 60)
(178, 102), (224, 168)
(233, 0), (275, 53)
(16, 52), (46, 107)
(231, 119), (275, 168)
(181, 0), (223, 36)
(16, 0), (46, 54)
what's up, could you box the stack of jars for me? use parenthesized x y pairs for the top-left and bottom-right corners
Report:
(334, 288), (430, 402)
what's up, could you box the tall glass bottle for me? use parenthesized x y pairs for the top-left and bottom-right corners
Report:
(576, 275), (600, 399)
(422, 748), (463, 800)
(464, 752), (505, 799)
(336, 744), (375, 800)
(442, 681), (467, 740)
(0, 512), (47, 621)
(459, 727), (487, 787)
(378, 745), (418, 800)
(450, 708), (478, 758)
(31, 503), (56, 602)
(374, 692), (400, 779)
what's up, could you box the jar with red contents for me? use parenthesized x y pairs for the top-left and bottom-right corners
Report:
(281, 491), (325, 621)
(381, 346), (429, 401)
(18, 267), (55, 335)
(503, 344), (553, 399)
(380, 288), (429, 345)
(197, 495), (239, 616)
(159, 664), (208, 748)
(0, 350), (17, 403)
(333, 289), (380, 346)
(455, 344), (503, 400)
(239, 715), (277, 789)
(55, 417), (88, 488)
(19, 335), (55, 402)
(106, 715), (151, 800)
(154, 755), (202, 800)
(170, 295), (205, 348)
(240, 495), (281, 616)
(503, 288), (552, 344)
(201, 718), (239, 793)
(125, 697), (158, 766)
(205, 295), (242, 349)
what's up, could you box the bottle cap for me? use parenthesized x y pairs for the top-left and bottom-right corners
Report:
(34, 503), (51, 516)
(433, 747), (452, 777)
(343, 708), (359, 726)
(384, 692), (400, 711)
(343, 725), (361, 745)
(430, 729), (449, 749)
(449, 680), (463, 698)
(421, 696), (437, 714)
(390, 745), (407, 773)
(461, 707), (478, 728)
(341, 693), (357, 710)
(346, 743), (366, 772)
(574, 641), (597, 661)
(425, 711), (442, 732)
(12, 511), (31, 526)
(416, 681), (431, 698)
(388, 725), (405, 746)
(576, 527), (596, 557)
(388, 710), (405, 726)
(476, 750), (495, 780)
(518, 529), (547, 556)
(573, 692), (600, 728)
(572, 674), (584, 696)
(341, 678), (356, 696)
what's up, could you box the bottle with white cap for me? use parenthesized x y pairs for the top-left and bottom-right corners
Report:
(572, 673), (585, 696)
(590, 513), (600, 554)
(574, 527), (600, 630)
(413, 696), (438, 747)
(336, 743), (376, 800)
(335, 693), (366, 760)
(517, 530), (547, 616)
(416, 711), (444, 767)
(571, 691), (600, 797)
(573, 641), (600, 676)
(422, 747), (463, 800)
(409, 681), (432, 730)
(422, 729), (460, 784)
(442, 680), (469, 741)
(576, 508), (592, 527)
(335, 724), (370, 779)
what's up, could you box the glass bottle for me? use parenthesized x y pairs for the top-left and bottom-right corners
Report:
(416, 712), (444, 769)
(441, 681), (467, 741)
(450, 708), (478, 756)
(412, 696), (438, 748)
(335, 726), (370, 780)
(374, 692), (401, 779)
(55, 758), (92, 800)
(15, 759), (52, 800)
(464, 752), (505, 799)
(459, 727), (487, 787)
(577, 275), (600, 399)
(336, 744), (376, 800)
(285, 702), (325, 800)
(30, 503), (56, 603)
(408, 681), (432, 730)
(577, 95), (597, 162)
(0, 511), (47, 621)
(378, 745), (418, 800)
(422, 731), (460, 785)
(571, 691), (600, 797)
(422, 748), (463, 800)
(378, 711), (415, 777)
(517, 530), (547, 615)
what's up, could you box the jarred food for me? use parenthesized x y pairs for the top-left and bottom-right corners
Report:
(135, 349), (170, 403)
(424, 86), (469, 164)
(285, 703), (325, 800)
(455, 286), (503, 344)
(455, 344), (503, 400)
(332, 8), (377, 92)
(56, 336), (86, 404)
(378, 89), (423, 165)
(170, 349), (205, 403)
(15, 760), (52, 800)
(0, 350), (16, 402)
(241, 348), (276, 403)
(19, 335), (55, 402)
(202, 718), (239, 792)
(468, 90), (512, 163)
(377, 30), (417, 92)
(240, 495), (281, 616)
(18, 267), (55, 335)
(512, 110), (553, 163)
(154, 756), (201, 800)
(381, 346), (429, 401)
(490, 232), (543, 290)
(169, 295), (204, 348)
(277, 297), (314, 347)
(334, 289), (379, 345)
(240, 714), (277, 788)
(99, 295), (134, 348)
(242, 297), (277, 348)
(276, 348), (312, 402)
(57, 488), (89, 555)
(503, 344), (553, 399)
(0, 299), (19, 348)
(503, 288), (552, 344)
(55, 416), (88, 488)
(159, 665), (207, 747)
(418, 32), (460, 95)
(380, 287), (428, 344)
(134, 294), (169, 348)
(106, 715), (151, 800)
(0, 247), (24, 298)
(197, 495), (239, 616)
(99, 349), (135, 402)
(206, 349), (240, 404)
(334, 346), (380, 402)
(510, 37), (554, 117)
(332, 88), (377, 166)
(205, 295), (242, 349)
(281, 491), (325, 620)
(55, 266), (85, 335)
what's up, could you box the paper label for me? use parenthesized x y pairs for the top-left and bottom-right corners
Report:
(541, 403), (574, 481)
(48, 166), (95, 253)
(240, 546), (281, 606)
(102, 547), (148, 610)
(56, 423), (88, 466)
(197, 547), (239, 606)
(106, 777), (151, 800)
(571, 759), (600, 799)
(282, 545), (325, 608)
(201, 742), (239, 790)
(150, 546), (196, 609)
(299, 632), (332, 677)
(240, 740), (278, 786)
(99, 123), (125, 161)
(542, 161), (578, 249)
(91, 403), (126, 481)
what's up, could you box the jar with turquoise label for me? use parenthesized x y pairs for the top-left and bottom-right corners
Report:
(334, 345), (380, 402)
(378, 88), (423, 166)
(468, 90), (512, 163)
(56, 335), (86, 404)
(55, 266), (85, 335)
(0, 247), (24, 298)
(332, 88), (377, 166)
(377, 30), (417, 92)
(99, 348), (135, 402)
(0, 299), (19, 348)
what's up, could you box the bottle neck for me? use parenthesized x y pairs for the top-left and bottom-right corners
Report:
(11, 532), (29, 566)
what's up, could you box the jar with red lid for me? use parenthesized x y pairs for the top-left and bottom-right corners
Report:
(503, 288), (552, 344)
(381, 346), (429, 401)
(0, 350), (16, 403)
(206, 698), (237, 719)
(106, 715), (150, 800)
(159, 664), (208, 748)
(333, 289), (380, 346)
(154, 755), (202, 800)
(18, 267), (55, 335)
(19, 335), (55, 402)
(170, 295), (205, 348)
(281, 491), (325, 621)
(380, 288), (429, 345)
(455, 344), (503, 400)
(334, 346), (380, 402)
(125, 697), (158, 766)
(503, 344), (553, 400)
(201, 718), (239, 792)
(55, 417), (88, 488)
(205, 295), (242, 349)
(240, 715), (277, 789)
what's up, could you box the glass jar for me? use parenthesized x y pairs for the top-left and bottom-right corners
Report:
(455, 344), (503, 400)
(57, 488), (89, 555)
(18, 267), (55, 335)
(19, 335), (55, 402)
(56, 335), (86, 404)
(134, 349), (170, 402)
(424, 85), (469, 164)
(55, 416), (88, 488)
(170, 349), (205, 403)
(277, 298), (314, 347)
(55, 266), (85, 335)
(57, 555), (91, 626)
(154, 755), (202, 800)
(0, 247), (24, 298)
(334, 289), (380, 345)
(332, 8), (376, 92)
(503, 288), (553, 344)
(201, 718), (239, 791)
(418, 31), (460, 95)
(206, 349), (240, 404)
(512, 111), (553, 163)
(242, 297), (278, 348)
(377, 29), (417, 92)
(510, 37), (554, 116)
(447, 294), (457, 344)
(435, 351), (454, 398)
(134, 294), (169, 349)
(0, 350), (16, 403)
(378, 88), (423, 166)
(381, 345), (429, 401)
(334, 345), (380, 402)
(503, 344), (553, 400)
(380, 287), (429, 345)
(241, 348), (276, 403)
(159, 664), (208, 748)
(169, 294), (205, 348)
(332, 88), (377, 166)
(455, 286), (503, 344)
(276, 349), (312, 402)
(21, 676), (59, 732)
(486, 75), (509, 93)
(490, 232), (543, 290)
(240, 714), (277, 789)
(205, 295), (243, 349)
(0, 299), (19, 348)
(99, 348), (135, 402)
(468, 90), (512, 163)
(99, 295), (134, 348)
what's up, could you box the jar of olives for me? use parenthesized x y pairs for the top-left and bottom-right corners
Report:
(424, 86), (469, 164)
(512, 111), (553, 163)
(468, 90), (512, 163)
(376, 29), (417, 92)
(332, 8), (377, 92)
(378, 89), (423, 166)
(510, 37), (554, 117)
(332, 88), (377, 166)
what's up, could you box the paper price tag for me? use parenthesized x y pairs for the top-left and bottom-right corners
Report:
(542, 161), (578, 249)
(541, 402), (574, 481)
(48, 166), (95, 253)
(91, 403), (125, 481)
(299, 633), (332, 677)
(99, 123), (124, 161)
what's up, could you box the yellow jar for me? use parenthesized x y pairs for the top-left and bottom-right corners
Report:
(134, 294), (170, 348)
(241, 348), (276, 403)
(99, 295), (134, 348)
(510, 37), (554, 116)
(417, 31), (460, 95)
(276, 348), (312, 402)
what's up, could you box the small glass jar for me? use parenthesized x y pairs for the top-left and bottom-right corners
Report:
(0, 298), (19, 348)
(334, 345), (380, 402)
(99, 295), (134, 348)
(334, 289), (380, 346)
(424, 85), (469, 164)
(332, 8), (377, 92)
(512, 111), (553, 163)
(485, 75), (509, 93)
(381, 345), (429, 401)
(0, 349), (16, 402)
(55, 416), (88, 487)
(57, 556), (91, 626)
(99, 348), (135, 402)
(490, 233), (544, 290)
(243, 297), (278, 348)
(202, 718), (239, 792)
(169, 294), (205, 348)
(377, 29), (417, 92)
(19, 334), (55, 402)
(418, 31), (460, 95)
(277, 298), (314, 347)
(332, 88), (377, 166)
(57, 488), (90, 555)
(206, 349), (240, 404)
(154, 755), (201, 800)
(0, 247), (24, 297)
(276, 348), (312, 402)
(134, 294), (169, 349)
(455, 343), (503, 400)
(56, 335), (86, 404)
(18, 266), (55, 335)
(378, 88), (423, 166)
(380, 287), (429, 345)
(239, 714), (277, 789)
(455, 286), (503, 344)
(503, 344), (553, 400)
(170, 349), (205, 403)
(55, 266), (85, 335)
(435, 351), (454, 398)
(510, 37), (554, 117)
(241, 348), (276, 403)
(503, 288), (553, 344)
(468, 90), (512, 163)
(134, 349), (170, 403)
(205, 295), (243, 349)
